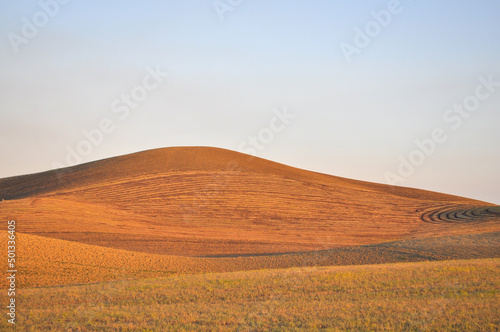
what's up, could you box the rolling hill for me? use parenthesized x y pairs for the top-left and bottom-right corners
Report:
(1, 146), (499, 260)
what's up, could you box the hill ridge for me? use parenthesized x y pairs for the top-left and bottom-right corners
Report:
(1, 146), (498, 257)
(0, 146), (486, 203)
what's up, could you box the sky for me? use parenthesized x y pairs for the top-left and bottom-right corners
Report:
(1, 0), (499, 204)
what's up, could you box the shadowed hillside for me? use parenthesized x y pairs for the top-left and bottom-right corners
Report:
(1, 231), (499, 288)
(1, 147), (499, 257)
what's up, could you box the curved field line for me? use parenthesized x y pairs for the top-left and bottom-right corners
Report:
(421, 205), (500, 224)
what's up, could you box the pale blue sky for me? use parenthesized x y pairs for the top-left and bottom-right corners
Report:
(1, 1), (499, 203)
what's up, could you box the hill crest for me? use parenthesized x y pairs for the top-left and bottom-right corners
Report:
(0, 146), (484, 203)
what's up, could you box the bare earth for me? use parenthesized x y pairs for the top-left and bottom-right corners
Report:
(1, 147), (499, 263)
(1, 147), (499, 330)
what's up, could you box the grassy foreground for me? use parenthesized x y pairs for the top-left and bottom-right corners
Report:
(1, 258), (499, 331)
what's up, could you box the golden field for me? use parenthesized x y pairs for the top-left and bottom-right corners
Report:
(0, 231), (499, 288)
(1, 147), (499, 257)
(1, 147), (499, 330)
(0, 258), (498, 331)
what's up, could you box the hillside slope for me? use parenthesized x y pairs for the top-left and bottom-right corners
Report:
(1, 231), (498, 288)
(1, 147), (499, 256)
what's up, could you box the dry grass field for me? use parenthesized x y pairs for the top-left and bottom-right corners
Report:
(0, 258), (498, 331)
(1, 147), (499, 330)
